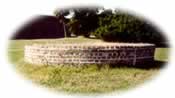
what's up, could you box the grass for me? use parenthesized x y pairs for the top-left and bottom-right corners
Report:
(154, 48), (170, 62)
(7, 37), (170, 94)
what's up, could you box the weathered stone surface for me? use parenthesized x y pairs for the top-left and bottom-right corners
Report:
(24, 43), (155, 66)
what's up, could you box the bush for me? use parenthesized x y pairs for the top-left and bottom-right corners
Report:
(94, 12), (165, 44)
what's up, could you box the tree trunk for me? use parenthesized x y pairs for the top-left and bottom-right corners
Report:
(63, 22), (67, 37)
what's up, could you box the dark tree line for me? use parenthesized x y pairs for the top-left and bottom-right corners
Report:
(12, 15), (65, 39)
(54, 7), (167, 46)
(94, 11), (166, 44)
(54, 7), (102, 37)
(12, 7), (168, 47)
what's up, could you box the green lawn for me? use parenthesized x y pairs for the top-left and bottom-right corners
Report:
(7, 37), (169, 94)
(154, 48), (169, 62)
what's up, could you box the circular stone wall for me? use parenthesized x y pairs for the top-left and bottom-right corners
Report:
(24, 43), (155, 66)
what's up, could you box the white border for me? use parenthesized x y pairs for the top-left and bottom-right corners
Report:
(0, 0), (175, 98)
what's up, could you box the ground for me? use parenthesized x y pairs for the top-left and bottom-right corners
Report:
(8, 37), (169, 94)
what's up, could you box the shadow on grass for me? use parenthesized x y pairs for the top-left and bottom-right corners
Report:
(22, 60), (168, 73)
(108, 60), (167, 70)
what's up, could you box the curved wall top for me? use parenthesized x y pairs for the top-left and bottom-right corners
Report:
(24, 43), (155, 66)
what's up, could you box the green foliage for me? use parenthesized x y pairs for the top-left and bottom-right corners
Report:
(67, 19), (80, 36)
(55, 7), (102, 37)
(69, 8), (100, 37)
(94, 11), (165, 44)
(54, 8), (166, 45)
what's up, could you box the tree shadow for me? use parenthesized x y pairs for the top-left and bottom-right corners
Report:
(108, 60), (167, 70)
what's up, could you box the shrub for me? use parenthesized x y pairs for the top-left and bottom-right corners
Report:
(94, 12), (165, 44)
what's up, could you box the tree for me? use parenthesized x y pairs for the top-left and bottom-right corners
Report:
(55, 6), (103, 37)
(93, 10), (165, 45)
(54, 7), (167, 46)
(69, 7), (102, 37)
(54, 9), (70, 37)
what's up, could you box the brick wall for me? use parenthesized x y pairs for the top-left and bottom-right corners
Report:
(24, 43), (155, 66)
